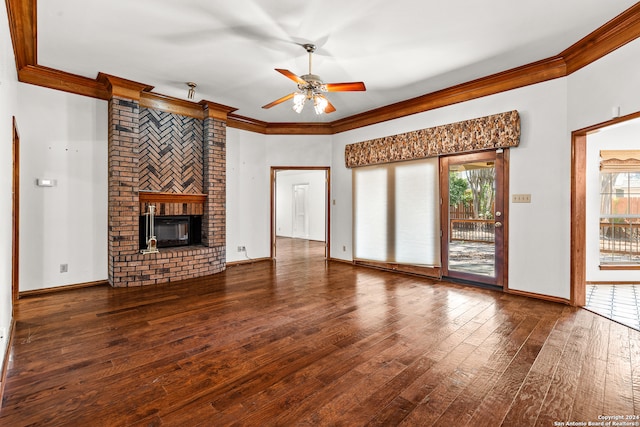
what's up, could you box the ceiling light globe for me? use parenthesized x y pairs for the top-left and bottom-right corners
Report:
(292, 91), (306, 113)
(314, 95), (328, 114)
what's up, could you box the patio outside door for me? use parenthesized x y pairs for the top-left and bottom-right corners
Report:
(440, 150), (508, 288)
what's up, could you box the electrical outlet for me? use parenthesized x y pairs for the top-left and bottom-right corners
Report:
(342, 245), (346, 252)
(60, 263), (68, 273)
(237, 246), (246, 252)
(512, 194), (531, 203)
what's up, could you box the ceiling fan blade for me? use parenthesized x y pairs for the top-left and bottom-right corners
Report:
(325, 82), (366, 92)
(324, 100), (336, 114)
(275, 69), (307, 86)
(262, 92), (296, 109)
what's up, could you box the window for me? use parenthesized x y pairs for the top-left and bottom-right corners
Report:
(353, 158), (440, 268)
(599, 150), (640, 265)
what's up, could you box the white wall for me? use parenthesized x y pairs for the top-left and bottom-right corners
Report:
(568, 38), (640, 131)
(226, 129), (269, 262)
(16, 84), (108, 291)
(275, 170), (326, 241)
(332, 79), (571, 298)
(586, 118), (640, 281)
(225, 129), (331, 262)
(0, 0), (19, 367)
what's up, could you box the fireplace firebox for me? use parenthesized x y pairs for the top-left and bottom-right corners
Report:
(139, 215), (202, 249)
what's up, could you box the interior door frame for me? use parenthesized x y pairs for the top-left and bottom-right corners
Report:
(440, 149), (509, 289)
(570, 110), (640, 306)
(270, 166), (331, 260)
(12, 117), (20, 304)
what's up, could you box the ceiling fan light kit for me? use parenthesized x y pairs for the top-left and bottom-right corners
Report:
(263, 43), (366, 115)
(186, 82), (197, 100)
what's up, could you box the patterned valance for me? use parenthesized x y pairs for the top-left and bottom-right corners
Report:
(345, 110), (520, 168)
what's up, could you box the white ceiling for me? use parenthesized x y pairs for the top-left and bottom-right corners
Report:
(37, 0), (637, 123)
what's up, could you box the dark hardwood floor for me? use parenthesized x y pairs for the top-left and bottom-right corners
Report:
(2, 238), (639, 426)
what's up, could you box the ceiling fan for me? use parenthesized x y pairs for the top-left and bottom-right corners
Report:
(262, 43), (366, 115)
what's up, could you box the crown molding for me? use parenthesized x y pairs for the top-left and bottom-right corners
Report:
(6, 0), (640, 135)
(330, 56), (567, 133)
(561, 2), (640, 74)
(200, 100), (238, 121)
(5, 0), (36, 70)
(19, 65), (111, 99)
(226, 114), (333, 135)
(262, 122), (333, 135)
(97, 73), (154, 100)
(226, 114), (269, 133)
(139, 92), (205, 119)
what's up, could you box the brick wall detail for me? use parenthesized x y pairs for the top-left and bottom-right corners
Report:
(108, 97), (141, 285)
(202, 114), (226, 248)
(139, 108), (204, 194)
(108, 98), (226, 287)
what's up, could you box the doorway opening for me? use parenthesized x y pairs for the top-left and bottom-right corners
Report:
(572, 112), (640, 330)
(440, 149), (509, 289)
(270, 167), (330, 263)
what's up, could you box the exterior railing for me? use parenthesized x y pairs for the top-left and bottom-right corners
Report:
(450, 219), (495, 243)
(600, 221), (640, 261)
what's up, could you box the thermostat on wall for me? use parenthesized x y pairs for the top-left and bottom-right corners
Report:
(36, 178), (56, 187)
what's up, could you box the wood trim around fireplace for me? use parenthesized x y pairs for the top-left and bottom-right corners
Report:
(139, 192), (207, 205)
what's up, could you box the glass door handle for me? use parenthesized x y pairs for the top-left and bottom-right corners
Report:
(495, 221), (503, 228)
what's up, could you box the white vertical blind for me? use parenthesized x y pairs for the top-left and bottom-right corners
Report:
(353, 166), (388, 261)
(353, 158), (440, 266)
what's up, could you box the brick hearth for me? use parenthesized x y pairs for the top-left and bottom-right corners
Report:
(102, 74), (234, 287)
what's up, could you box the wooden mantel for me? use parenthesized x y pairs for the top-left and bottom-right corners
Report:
(139, 192), (207, 204)
(139, 192), (207, 216)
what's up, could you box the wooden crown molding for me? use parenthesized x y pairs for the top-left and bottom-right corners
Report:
(5, 0), (36, 70)
(6, 0), (640, 134)
(97, 73), (154, 100)
(226, 114), (269, 133)
(330, 56), (567, 133)
(19, 65), (111, 99)
(200, 100), (238, 121)
(140, 92), (206, 119)
(226, 114), (334, 135)
(139, 94), (238, 121)
(561, 2), (640, 74)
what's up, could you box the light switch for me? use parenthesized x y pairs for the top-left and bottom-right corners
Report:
(512, 194), (531, 203)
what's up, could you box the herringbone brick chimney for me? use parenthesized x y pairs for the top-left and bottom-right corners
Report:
(101, 74), (234, 287)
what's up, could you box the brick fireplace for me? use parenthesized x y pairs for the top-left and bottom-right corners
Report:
(101, 74), (236, 287)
